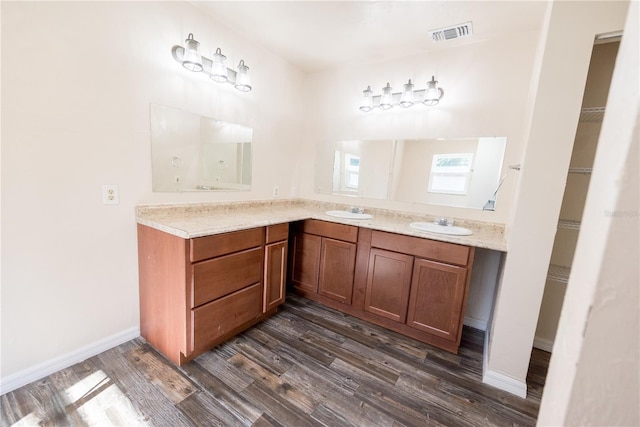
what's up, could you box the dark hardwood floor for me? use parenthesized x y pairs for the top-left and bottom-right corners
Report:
(1, 295), (550, 426)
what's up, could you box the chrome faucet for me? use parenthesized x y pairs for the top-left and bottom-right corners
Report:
(435, 217), (454, 226)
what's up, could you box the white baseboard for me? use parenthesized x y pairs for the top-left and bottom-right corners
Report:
(481, 328), (528, 398)
(464, 316), (488, 331)
(533, 335), (554, 352)
(0, 327), (140, 395)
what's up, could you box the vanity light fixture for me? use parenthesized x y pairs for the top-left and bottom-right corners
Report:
(359, 76), (444, 111)
(172, 33), (252, 92)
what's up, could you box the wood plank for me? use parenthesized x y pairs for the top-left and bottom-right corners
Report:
(124, 344), (196, 404)
(192, 349), (256, 393)
(93, 342), (195, 427)
(228, 353), (316, 414)
(175, 391), (248, 427)
(302, 330), (401, 385)
(180, 359), (264, 425)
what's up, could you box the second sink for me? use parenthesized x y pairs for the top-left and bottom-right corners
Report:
(325, 210), (373, 220)
(410, 221), (473, 236)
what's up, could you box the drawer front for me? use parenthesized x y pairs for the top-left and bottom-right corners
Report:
(371, 230), (470, 266)
(190, 228), (264, 262)
(266, 223), (289, 244)
(192, 247), (263, 307)
(295, 219), (358, 243)
(191, 283), (262, 353)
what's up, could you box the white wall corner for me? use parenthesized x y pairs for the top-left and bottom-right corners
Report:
(482, 328), (528, 398)
(464, 316), (488, 331)
(0, 327), (140, 395)
(533, 335), (554, 353)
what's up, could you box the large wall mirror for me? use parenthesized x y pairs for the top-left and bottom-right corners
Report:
(150, 104), (252, 192)
(315, 137), (507, 210)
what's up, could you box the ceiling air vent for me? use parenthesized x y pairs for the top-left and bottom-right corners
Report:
(430, 21), (473, 43)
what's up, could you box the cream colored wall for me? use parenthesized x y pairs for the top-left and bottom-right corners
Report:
(538, 1), (639, 422)
(300, 31), (543, 224)
(486, 0), (629, 393)
(1, 1), (305, 380)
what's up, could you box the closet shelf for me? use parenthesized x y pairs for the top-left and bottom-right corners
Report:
(579, 107), (605, 122)
(568, 167), (592, 174)
(548, 264), (571, 284)
(558, 219), (581, 230)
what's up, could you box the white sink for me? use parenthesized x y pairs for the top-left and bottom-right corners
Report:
(410, 221), (473, 236)
(325, 210), (373, 220)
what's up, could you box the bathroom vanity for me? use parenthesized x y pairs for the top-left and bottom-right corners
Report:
(136, 200), (505, 364)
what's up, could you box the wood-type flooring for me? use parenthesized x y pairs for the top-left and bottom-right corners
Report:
(1, 295), (550, 426)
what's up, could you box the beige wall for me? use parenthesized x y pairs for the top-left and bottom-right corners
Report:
(538, 1), (639, 422)
(486, 0), (629, 395)
(1, 1), (305, 379)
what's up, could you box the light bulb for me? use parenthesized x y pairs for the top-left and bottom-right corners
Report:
(182, 33), (203, 72)
(359, 86), (373, 112)
(379, 83), (393, 110)
(210, 48), (228, 83)
(399, 79), (414, 108)
(234, 60), (252, 92)
(423, 76), (444, 106)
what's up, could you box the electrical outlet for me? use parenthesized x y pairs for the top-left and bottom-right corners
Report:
(102, 184), (119, 205)
(273, 186), (279, 197)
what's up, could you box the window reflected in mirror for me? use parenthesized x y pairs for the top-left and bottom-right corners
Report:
(315, 137), (506, 210)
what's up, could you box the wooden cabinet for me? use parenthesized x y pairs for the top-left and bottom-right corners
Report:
(264, 223), (289, 312)
(137, 224), (287, 365)
(364, 248), (413, 323)
(406, 258), (468, 342)
(290, 220), (357, 305)
(358, 230), (474, 352)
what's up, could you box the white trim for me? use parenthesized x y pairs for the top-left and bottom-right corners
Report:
(0, 327), (140, 395)
(482, 328), (528, 398)
(464, 316), (488, 331)
(533, 335), (554, 353)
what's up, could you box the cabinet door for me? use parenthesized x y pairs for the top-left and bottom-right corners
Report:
(264, 241), (288, 312)
(364, 248), (414, 323)
(407, 258), (468, 342)
(318, 238), (357, 304)
(290, 232), (322, 293)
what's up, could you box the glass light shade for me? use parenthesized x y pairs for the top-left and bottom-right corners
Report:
(379, 83), (393, 110)
(182, 33), (203, 72)
(210, 48), (228, 83)
(399, 79), (414, 108)
(423, 76), (444, 106)
(359, 86), (373, 112)
(234, 60), (252, 92)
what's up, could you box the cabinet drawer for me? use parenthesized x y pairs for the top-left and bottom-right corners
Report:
(294, 219), (358, 243)
(266, 223), (289, 244)
(191, 283), (262, 353)
(190, 228), (264, 262)
(192, 247), (263, 307)
(371, 230), (470, 266)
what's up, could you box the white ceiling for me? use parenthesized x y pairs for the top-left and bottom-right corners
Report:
(193, 1), (548, 73)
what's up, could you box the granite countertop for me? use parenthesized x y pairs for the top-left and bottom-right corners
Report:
(136, 199), (507, 252)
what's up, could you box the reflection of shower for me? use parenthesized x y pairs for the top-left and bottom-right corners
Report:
(170, 156), (184, 168)
(483, 164), (521, 210)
